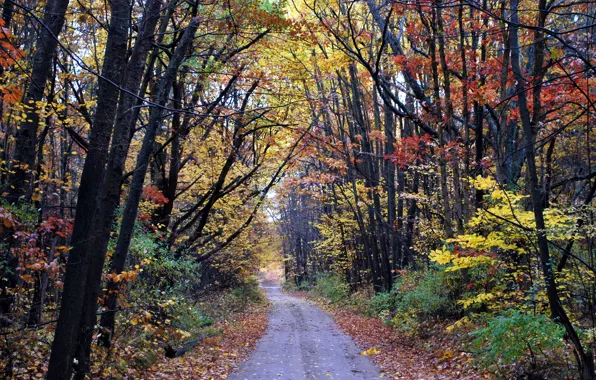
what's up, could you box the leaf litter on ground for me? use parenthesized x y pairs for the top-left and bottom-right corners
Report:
(132, 298), (270, 379)
(286, 290), (492, 380)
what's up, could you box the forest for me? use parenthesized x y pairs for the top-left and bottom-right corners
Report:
(0, 0), (595, 378)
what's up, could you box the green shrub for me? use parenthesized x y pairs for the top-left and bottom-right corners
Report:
(389, 311), (420, 336)
(1, 200), (38, 226)
(282, 277), (313, 292)
(368, 290), (399, 319)
(400, 269), (460, 318)
(470, 309), (566, 367)
(311, 273), (349, 303)
(124, 226), (201, 296)
(368, 269), (461, 324)
(231, 275), (264, 304)
(297, 278), (312, 291)
(171, 301), (214, 332)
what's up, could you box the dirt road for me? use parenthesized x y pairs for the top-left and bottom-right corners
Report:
(230, 287), (381, 380)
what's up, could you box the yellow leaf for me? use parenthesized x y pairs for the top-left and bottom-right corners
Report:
(31, 191), (41, 201)
(361, 347), (381, 356)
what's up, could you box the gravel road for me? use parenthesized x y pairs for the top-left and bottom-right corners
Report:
(230, 287), (381, 380)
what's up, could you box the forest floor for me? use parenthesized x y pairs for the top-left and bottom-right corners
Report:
(230, 286), (381, 379)
(138, 285), (489, 379)
(286, 290), (489, 380)
(136, 294), (270, 379)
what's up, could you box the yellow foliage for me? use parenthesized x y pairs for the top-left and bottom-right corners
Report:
(458, 292), (496, 309)
(446, 316), (472, 333)
(360, 347), (381, 356)
(429, 244), (495, 271)
(428, 246), (453, 265)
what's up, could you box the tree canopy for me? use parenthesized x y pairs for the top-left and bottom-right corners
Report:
(0, 0), (595, 378)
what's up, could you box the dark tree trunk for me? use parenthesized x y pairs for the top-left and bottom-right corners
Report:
(2, 0), (14, 27)
(47, 0), (132, 377)
(72, 0), (163, 374)
(1, 0), (69, 321)
(384, 100), (399, 269)
(347, 66), (385, 291)
(7, 0), (70, 203)
(26, 267), (49, 326)
(99, 19), (199, 347)
(509, 1), (594, 377)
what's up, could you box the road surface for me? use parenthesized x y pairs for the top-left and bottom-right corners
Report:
(230, 287), (381, 380)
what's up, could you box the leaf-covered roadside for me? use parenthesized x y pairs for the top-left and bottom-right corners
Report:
(287, 290), (484, 380)
(0, 285), (270, 379)
(138, 298), (270, 380)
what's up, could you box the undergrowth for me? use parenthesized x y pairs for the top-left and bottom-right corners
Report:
(288, 270), (577, 379)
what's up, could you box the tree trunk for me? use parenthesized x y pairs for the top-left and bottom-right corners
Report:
(47, 0), (132, 377)
(384, 100), (399, 269)
(99, 18), (199, 347)
(26, 267), (49, 326)
(429, 7), (453, 239)
(72, 0), (163, 374)
(509, 0), (594, 377)
(7, 0), (70, 203)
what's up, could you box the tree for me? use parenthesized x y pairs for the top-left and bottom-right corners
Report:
(6, 0), (70, 203)
(47, 0), (132, 377)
